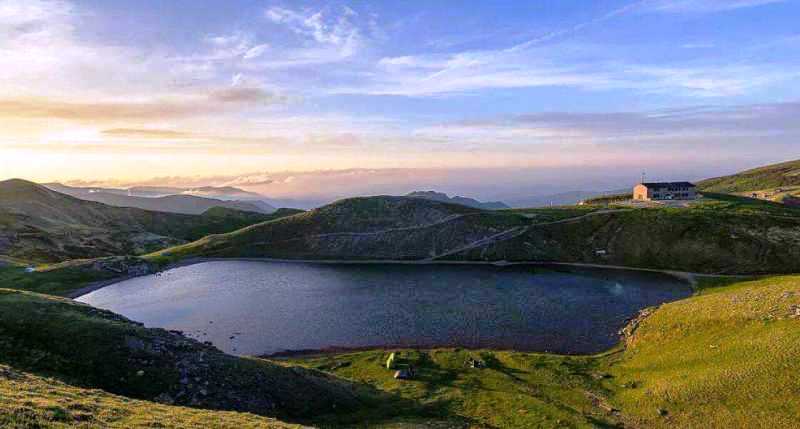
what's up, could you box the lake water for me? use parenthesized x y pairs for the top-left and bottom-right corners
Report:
(77, 261), (691, 356)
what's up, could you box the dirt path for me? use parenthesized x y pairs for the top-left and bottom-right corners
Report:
(427, 226), (530, 261)
(529, 209), (631, 227)
(310, 213), (469, 238)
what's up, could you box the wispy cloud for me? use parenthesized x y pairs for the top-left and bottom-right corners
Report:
(0, 88), (287, 121)
(336, 45), (795, 97)
(638, 0), (787, 14)
(101, 129), (196, 139)
(261, 5), (364, 63)
(419, 101), (800, 144)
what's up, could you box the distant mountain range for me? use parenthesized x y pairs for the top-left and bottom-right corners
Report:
(0, 179), (299, 262)
(405, 191), (510, 210)
(45, 183), (276, 215)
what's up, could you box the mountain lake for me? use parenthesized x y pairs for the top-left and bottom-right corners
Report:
(77, 260), (692, 356)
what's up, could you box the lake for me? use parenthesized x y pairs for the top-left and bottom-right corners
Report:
(77, 261), (692, 356)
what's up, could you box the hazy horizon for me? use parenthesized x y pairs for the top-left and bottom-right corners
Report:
(2, 0), (799, 202)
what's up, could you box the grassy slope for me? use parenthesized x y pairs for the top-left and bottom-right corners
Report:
(0, 364), (301, 429)
(148, 193), (800, 275)
(456, 193), (800, 274)
(0, 263), (121, 297)
(607, 275), (800, 428)
(145, 196), (528, 264)
(0, 289), (392, 426)
(289, 349), (620, 428)
(698, 158), (800, 193)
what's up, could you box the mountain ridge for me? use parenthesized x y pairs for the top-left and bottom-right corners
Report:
(45, 183), (276, 215)
(405, 190), (510, 210)
(0, 179), (298, 262)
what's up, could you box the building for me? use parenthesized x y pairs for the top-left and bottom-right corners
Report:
(633, 182), (697, 201)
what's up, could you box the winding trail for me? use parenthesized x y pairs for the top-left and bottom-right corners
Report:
(428, 226), (530, 261)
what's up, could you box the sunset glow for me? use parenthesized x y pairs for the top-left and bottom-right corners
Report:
(2, 0), (799, 200)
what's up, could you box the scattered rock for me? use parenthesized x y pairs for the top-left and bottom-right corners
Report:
(394, 369), (414, 380)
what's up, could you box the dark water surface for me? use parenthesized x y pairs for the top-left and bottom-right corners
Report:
(77, 261), (691, 355)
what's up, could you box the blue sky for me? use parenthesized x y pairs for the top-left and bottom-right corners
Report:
(1, 0), (799, 201)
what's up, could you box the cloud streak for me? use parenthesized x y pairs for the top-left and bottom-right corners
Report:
(638, 0), (787, 14)
(0, 88), (286, 121)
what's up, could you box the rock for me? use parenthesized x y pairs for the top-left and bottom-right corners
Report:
(136, 370), (145, 377)
(394, 369), (413, 380)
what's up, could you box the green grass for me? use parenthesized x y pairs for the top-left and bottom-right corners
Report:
(581, 193), (632, 205)
(506, 206), (601, 222)
(605, 275), (800, 428)
(0, 364), (300, 429)
(287, 349), (620, 428)
(0, 264), (117, 297)
(698, 158), (800, 193)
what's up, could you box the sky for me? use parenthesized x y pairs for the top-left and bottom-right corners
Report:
(1, 0), (799, 202)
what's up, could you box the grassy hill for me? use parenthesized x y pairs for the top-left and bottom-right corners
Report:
(605, 274), (800, 428)
(698, 158), (800, 193)
(148, 193), (800, 275)
(463, 193), (800, 274)
(0, 289), (408, 427)
(148, 196), (530, 263)
(0, 179), (300, 263)
(0, 363), (304, 429)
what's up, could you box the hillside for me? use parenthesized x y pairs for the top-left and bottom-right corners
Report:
(0, 289), (400, 426)
(698, 158), (800, 199)
(508, 188), (630, 208)
(45, 183), (275, 215)
(148, 196), (531, 263)
(406, 191), (510, 210)
(1, 364), (303, 428)
(0, 179), (299, 263)
(150, 194), (800, 274)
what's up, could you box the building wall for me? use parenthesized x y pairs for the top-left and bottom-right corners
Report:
(633, 184), (697, 201)
(633, 184), (650, 201)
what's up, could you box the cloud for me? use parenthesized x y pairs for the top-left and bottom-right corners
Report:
(243, 44), (269, 60)
(0, 88), (286, 121)
(420, 101), (800, 144)
(339, 40), (797, 98)
(638, 0), (787, 13)
(265, 6), (360, 46)
(101, 128), (196, 139)
(209, 87), (284, 104)
(261, 5), (364, 64)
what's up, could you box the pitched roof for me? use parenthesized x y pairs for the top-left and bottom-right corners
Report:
(640, 182), (695, 188)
